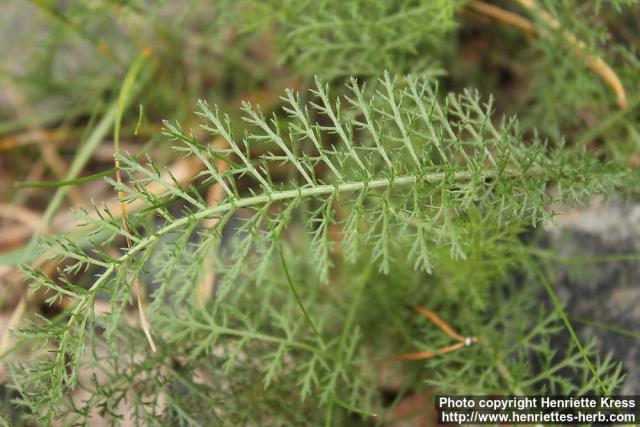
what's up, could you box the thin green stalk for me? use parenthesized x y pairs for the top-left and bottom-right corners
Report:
(199, 321), (323, 355)
(115, 51), (152, 155)
(575, 95), (640, 146)
(18, 66), (150, 265)
(532, 247), (640, 264)
(223, 328), (320, 354)
(571, 317), (640, 341)
(276, 239), (322, 340)
(114, 50), (157, 352)
(330, 264), (375, 421)
(17, 101), (119, 268)
(35, 105), (117, 235)
(531, 262), (610, 396)
(14, 167), (118, 189)
(334, 397), (378, 419)
(338, 266), (371, 349)
(324, 399), (334, 427)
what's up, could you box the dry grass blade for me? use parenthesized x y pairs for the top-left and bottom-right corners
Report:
(466, 0), (628, 110)
(414, 304), (466, 342)
(392, 342), (466, 361)
(515, 0), (628, 110)
(393, 305), (477, 361)
(466, 0), (534, 34)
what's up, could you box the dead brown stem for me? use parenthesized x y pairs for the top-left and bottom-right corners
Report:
(466, 0), (628, 110)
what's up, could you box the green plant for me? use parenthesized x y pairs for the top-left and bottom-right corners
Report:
(1, 0), (639, 425)
(242, 0), (457, 77)
(8, 73), (631, 424)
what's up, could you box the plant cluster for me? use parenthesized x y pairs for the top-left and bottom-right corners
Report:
(0, 0), (639, 425)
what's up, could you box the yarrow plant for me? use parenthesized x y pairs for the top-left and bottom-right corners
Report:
(1, 0), (638, 425)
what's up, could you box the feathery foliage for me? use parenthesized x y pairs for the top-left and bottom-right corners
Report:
(8, 73), (630, 423)
(242, 0), (457, 77)
(2, 0), (639, 425)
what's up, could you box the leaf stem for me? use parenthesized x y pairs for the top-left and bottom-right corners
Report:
(197, 321), (323, 355)
(277, 241), (322, 339)
(80, 167), (513, 303)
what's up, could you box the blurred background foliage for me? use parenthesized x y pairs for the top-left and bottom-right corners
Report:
(0, 0), (639, 425)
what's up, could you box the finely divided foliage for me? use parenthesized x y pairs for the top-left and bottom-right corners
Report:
(14, 74), (623, 421)
(246, 0), (456, 77)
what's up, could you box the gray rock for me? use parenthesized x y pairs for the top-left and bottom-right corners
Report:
(547, 199), (640, 394)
